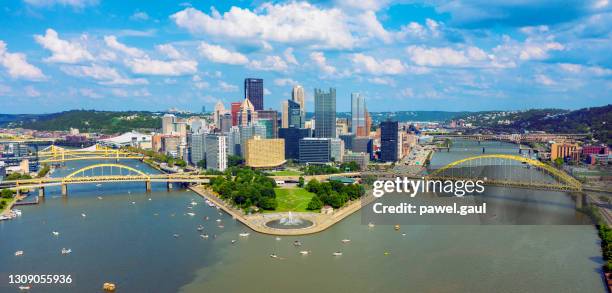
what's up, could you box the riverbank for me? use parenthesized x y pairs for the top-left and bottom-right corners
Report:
(189, 184), (376, 236)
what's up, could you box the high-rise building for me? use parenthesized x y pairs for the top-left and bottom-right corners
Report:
(238, 98), (258, 127)
(245, 137), (285, 168)
(292, 85), (305, 124)
(314, 88), (336, 138)
(161, 135), (181, 157)
(239, 123), (267, 156)
(339, 133), (354, 151)
(343, 152), (369, 170)
(190, 133), (207, 166)
(380, 121), (399, 162)
(299, 138), (331, 163)
(330, 138), (344, 162)
(353, 137), (373, 160)
(227, 126), (241, 156)
(257, 119), (274, 139)
(281, 100), (289, 128)
(286, 100), (302, 128)
(213, 101), (226, 128)
(162, 114), (176, 135)
(201, 106), (206, 113)
(219, 113), (233, 133)
(257, 110), (278, 138)
(279, 127), (312, 160)
(244, 78), (264, 110)
(351, 93), (370, 137)
(230, 102), (241, 126)
(205, 134), (227, 171)
(336, 118), (349, 137)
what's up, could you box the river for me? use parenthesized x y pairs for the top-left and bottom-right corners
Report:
(0, 140), (605, 292)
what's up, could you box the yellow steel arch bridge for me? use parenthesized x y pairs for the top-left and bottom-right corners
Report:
(426, 154), (582, 191)
(37, 144), (143, 163)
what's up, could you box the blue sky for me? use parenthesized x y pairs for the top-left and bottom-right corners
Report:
(0, 0), (610, 114)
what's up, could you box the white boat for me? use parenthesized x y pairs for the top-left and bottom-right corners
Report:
(200, 234), (209, 239)
(341, 239), (351, 243)
(270, 253), (278, 258)
(96, 184), (102, 187)
(97, 196), (103, 200)
(61, 248), (72, 255)
(368, 222), (375, 228)
(275, 237), (282, 241)
(13, 209), (22, 216)
(218, 225), (224, 229)
(231, 240), (237, 244)
(81, 213), (86, 218)
(293, 240), (302, 246)
(333, 252), (343, 256)
(197, 225), (204, 231)
(15, 250), (24, 256)
(299, 251), (310, 255)
(190, 201), (198, 206)
(216, 219), (222, 222)
(239, 232), (250, 237)
(18, 285), (31, 291)
(52, 231), (60, 236)
(148, 198), (152, 201)
(173, 234), (180, 238)
(186, 212), (196, 216)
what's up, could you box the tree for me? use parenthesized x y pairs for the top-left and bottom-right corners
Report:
(197, 159), (206, 169)
(175, 159), (187, 168)
(554, 157), (564, 168)
(259, 197), (278, 210)
(305, 179), (320, 193)
(307, 196), (323, 210)
(297, 176), (305, 187)
(1, 189), (14, 199)
(228, 155), (244, 167)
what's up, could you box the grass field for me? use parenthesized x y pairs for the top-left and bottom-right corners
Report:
(272, 187), (315, 212)
(270, 170), (303, 176)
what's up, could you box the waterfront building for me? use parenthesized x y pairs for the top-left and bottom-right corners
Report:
(330, 138), (345, 162)
(278, 127), (312, 160)
(582, 145), (609, 156)
(314, 88), (336, 138)
(151, 134), (163, 152)
(238, 98), (258, 127)
(257, 110), (278, 138)
(343, 152), (369, 170)
(230, 102), (241, 126)
(205, 134), (227, 171)
(551, 143), (579, 161)
(292, 85), (305, 125)
(245, 137), (286, 168)
(299, 138), (331, 163)
(162, 114), (176, 135)
(226, 126), (241, 156)
(98, 131), (152, 149)
(0, 161), (5, 181)
(353, 137), (374, 160)
(244, 78), (264, 110)
(190, 133), (207, 166)
(380, 121), (399, 162)
(339, 133), (354, 151)
(161, 135), (181, 157)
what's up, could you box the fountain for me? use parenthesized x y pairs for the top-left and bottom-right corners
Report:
(265, 212), (314, 229)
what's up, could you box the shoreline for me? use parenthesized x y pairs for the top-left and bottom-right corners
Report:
(189, 184), (375, 236)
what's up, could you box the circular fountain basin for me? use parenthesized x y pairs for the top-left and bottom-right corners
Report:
(265, 219), (314, 229)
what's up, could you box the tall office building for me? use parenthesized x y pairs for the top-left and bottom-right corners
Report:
(314, 88), (336, 138)
(257, 119), (274, 139)
(239, 123), (267, 156)
(244, 78), (264, 110)
(330, 138), (345, 162)
(380, 121), (399, 162)
(292, 85), (305, 124)
(299, 138), (331, 163)
(257, 110), (278, 138)
(162, 114), (176, 135)
(281, 100), (289, 128)
(351, 93), (369, 137)
(219, 113), (233, 133)
(213, 101), (226, 128)
(245, 137), (285, 168)
(227, 126), (241, 156)
(282, 100), (302, 128)
(353, 137), (374, 160)
(238, 98), (258, 127)
(230, 102), (241, 126)
(205, 134), (227, 171)
(190, 133), (207, 166)
(279, 127), (312, 160)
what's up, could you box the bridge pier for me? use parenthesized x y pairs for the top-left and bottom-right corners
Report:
(167, 182), (173, 191)
(575, 193), (584, 209)
(145, 181), (151, 193)
(61, 184), (68, 196)
(38, 187), (45, 197)
(482, 147), (485, 153)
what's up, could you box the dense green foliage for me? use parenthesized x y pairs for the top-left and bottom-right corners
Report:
(1, 189), (14, 199)
(227, 155), (244, 167)
(37, 164), (50, 177)
(210, 167), (277, 210)
(305, 179), (365, 209)
(300, 162), (359, 175)
(599, 224), (612, 272)
(298, 176), (305, 187)
(127, 147), (186, 167)
(6, 173), (32, 180)
(9, 110), (161, 133)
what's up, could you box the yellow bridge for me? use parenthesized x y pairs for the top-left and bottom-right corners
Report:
(426, 154), (582, 191)
(38, 145), (144, 163)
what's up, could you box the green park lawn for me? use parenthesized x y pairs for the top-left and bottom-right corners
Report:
(270, 170), (303, 176)
(271, 187), (315, 212)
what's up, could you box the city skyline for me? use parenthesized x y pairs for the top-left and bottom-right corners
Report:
(0, 0), (611, 114)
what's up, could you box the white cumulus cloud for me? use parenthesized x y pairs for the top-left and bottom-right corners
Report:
(35, 29), (93, 63)
(351, 53), (406, 75)
(309, 52), (336, 74)
(0, 41), (46, 80)
(125, 58), (198, 76)
(198, 42), (248, 65)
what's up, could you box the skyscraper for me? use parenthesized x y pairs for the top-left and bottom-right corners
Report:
(162, 114), (176, 135)
(213, 101), (226, 128)
(314, 88), (336, 138)
(244, 78), (264, 110)
(238, 98), (258, 127)
(351, 92), (368, 137)
(292, 85), (305, 124)
(230, 102), (241, 126)
(205, 134), (227, 171)
(380, 121), (399, 162)
(279, 127), (312, 160)
(256, 110), (278, 138)
(219, 113), (232, 133)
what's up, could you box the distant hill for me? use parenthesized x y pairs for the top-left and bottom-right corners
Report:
(3, 110), (162, 133)
(460, 105), (611, 145)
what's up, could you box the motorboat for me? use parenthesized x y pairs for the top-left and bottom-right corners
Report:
(293, 240), (302, 246)
(299, 251), (310, 255)
(131, 201), (136, 205)
(186, 212), (196, 217)
(333, 252), (343, 256)
(341, 239), (351, 243)
(197, 225), (204, 231)
(270, 253), (278, 258)
(173, 234), (180, 238)
(394, 224), (400, 231)
(239, 232), (250, 237)
(52, 231), (60, 236)
(216, 219), (222, 222)
(81, 213), (87, 218)
(368, 222), (375, 228)
(275, 237), (282, 241)
(218, 225), (224, 229)
(13, 209), (22, 216)
(61, 248), (72, 255)
(190, 201), (198, 206)
(231, 240), (237, 244)
(15, 250), (24, 256)
(200, 234), (209, 239)
(96, 184), (102, 187)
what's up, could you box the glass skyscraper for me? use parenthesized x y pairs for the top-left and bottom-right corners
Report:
(287, 100), (302, 128)
(314, 88), (336, 138)
(380, 120), (399, 162)
(244, 78), (264, 110)
(351, 92), (367, 137)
